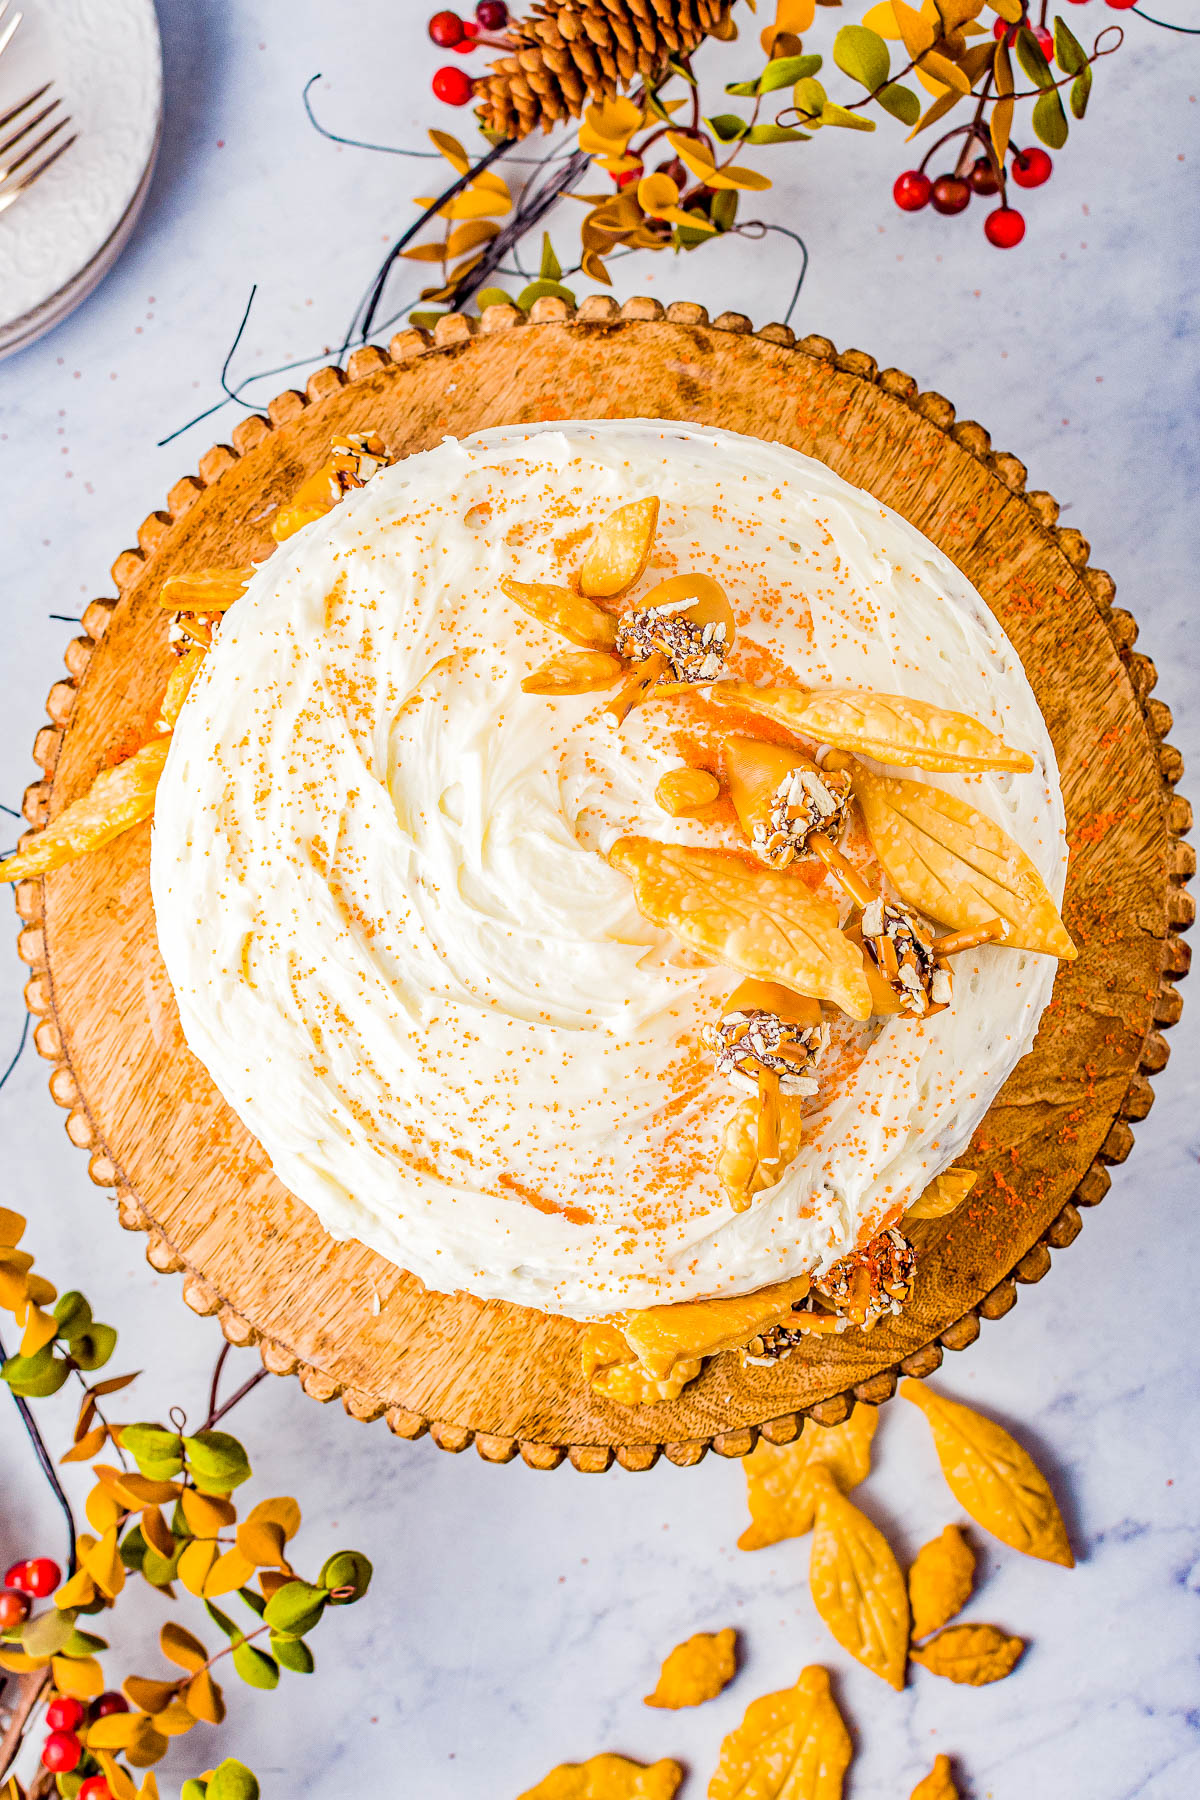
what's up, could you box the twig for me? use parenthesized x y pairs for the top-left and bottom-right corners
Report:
(203, 1368), (267, 1431)
(1132, 7), (1200, 30)
(206, 1342), (231, 1427)
(444, 148), (593, 313)
(0, 1329), (77, 1575)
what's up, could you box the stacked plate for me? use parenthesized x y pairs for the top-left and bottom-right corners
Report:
(0, 0), (162, 360)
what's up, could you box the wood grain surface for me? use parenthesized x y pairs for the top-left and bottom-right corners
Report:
(11, 296), (1192, 1472)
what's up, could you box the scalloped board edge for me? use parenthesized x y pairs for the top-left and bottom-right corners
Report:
(10, 294), (1193, 1471)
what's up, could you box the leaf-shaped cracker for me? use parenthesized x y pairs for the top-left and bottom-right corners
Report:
(616, 1276), (813, 1384)
(501, 578), (619, 650)
(711, 682), (1034, 773)
(904, 1169), (977, 1223)
(908, 1525), (975, 1639)
(901, 1381), (1074, 1566)
(708, 1665), (852, 1800)
(853, 767), (1075, 959)
(579, 497), (660, 598)
(645, 1628), (737, 1709)
(519, 1752), (684, 1799)
(579, 1324), (702, 1405)
(0, 738), (170, 884)
(608, 837), (873, 1021)
(806, 1466), (909, 1689)
(739, 1410), (877, 1551)
(522, 650), (623, 694)
(158, 568), (255, 612)
(909, 1754), (960, 1800)
(910, 1623), (1024, 1685)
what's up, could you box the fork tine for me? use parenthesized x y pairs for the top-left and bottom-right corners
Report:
(0, 128), (74, 216)
(0, 83), (51, 138)
(0, 97), (60, 164)
(0, 114), (67, 184)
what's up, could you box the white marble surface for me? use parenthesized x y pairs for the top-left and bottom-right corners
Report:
(1, 4), (1198, 1796)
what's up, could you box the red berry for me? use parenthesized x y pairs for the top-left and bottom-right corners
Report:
(614, 160), (643, 188)
(475, 0), (508, 25)
(985, 206), (1026, 248)
(41, 1731), (82, 1774)
(969, 154), (1000, 196)
(93, 1692), (130, 1717)
(23, 1558), (61, 1598)
(427, 9), (464, 46)
(45, 1696), (87, 1733)
(432, 65), (474, 104)
(79, 1780), (113, 1800)
(930, 174), (970, 215)
(1104, 0), (1138, 8)
(452, 35), (478, 52)
(1033, 24), (1054, 54)
(1011, 146), (1052, 188)
(992, 17), (1015, 37)
(893, 170), (931, 212)
(0, 1591), (29, 1629)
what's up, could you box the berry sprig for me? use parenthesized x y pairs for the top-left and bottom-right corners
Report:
(429, 1), (511, 107)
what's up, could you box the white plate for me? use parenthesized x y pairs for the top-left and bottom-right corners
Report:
(0, 0), (162, 360)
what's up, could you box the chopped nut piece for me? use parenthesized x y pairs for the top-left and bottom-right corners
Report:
(615, 573), (735, 685)
(704, 979), (829, 1099)
(748, 1228), (916, 1348)
(654, 767), (721, 816)
(578, 496), (660, 598)
(501, 577), (619, 650)
(724, 735), (852, 869)
(859, 898), (952, 1019)
(521, 650), (623, 695)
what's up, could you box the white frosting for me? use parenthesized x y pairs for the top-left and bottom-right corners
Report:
(150, 421), (1067, 1319)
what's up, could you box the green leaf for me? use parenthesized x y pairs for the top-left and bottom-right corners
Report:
(1053, 15), (1086, 75)
(140, 1542), (182, 1588)
(744, 122), (811, 143)
(119, 1424), (184, 1479)
(231, 1639), (279, 1690)
(538, 233), (561, 281)
(1032, 87), (1068, 149)
(263, 1579), (328, 1638)
(237, 1586), (267, 1618)
(793, 77), (827, 122)
(204, 1600), (238, 1640)
(52, 1292), (92, 1339)
(706, 112), (750, 141)
(473, 287), (515, 312)
(271, 1632), (315, 1674)
(515, 280), (577, 311)
(119, 1525), (147, 1574)
(821, 104), (876, 131)
(58, 1776), (85, 1800)
(874, 82), (921, 126)
(319, 1550), (373, 1604)
(183, 1430), (251, 1493)
(710, 188), (739, 231)
(833, 25), (890, 92)
(408, 310), (447, 331)
(1015, 26), (1054, 90)
(206, 1762), (260, 1800)
(70, 1323), (116, 1372)
(756, 53), (824, 94)
(18, 1608), (77, 1658)
(60, 1627), (107, 1656)
(645, 87), (673, 121)
(2, 1346), (69, 1398)
(1070, 61), (1092, 120)
(666, 56), (697, 87)
(181, 1784), (209, 1800)
(724, 78), (761, 96)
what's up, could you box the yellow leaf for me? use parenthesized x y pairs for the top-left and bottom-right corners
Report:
(918, 49), (970, 94)
(123, 1676), (180, 1714)
(124, 1721), (170, 1769)
(428, 127), (470, 174)
(51, 1653), (104, 1699)
(518, 1753), (683, 1798)
(892, 0), (936, 58)
(994, 33), (1014, 94)
(666, 130), (716, 181)
(739, 1410), (878, 1549)
(447, 218), (500, 257)
(93, 1466), (180, 1508)
(20, 1304), (58, 1356)
(418, 187), (511, 222)
(581, 250), (611, 285)
(54, 1567), (97, 1610)
(910, 1755), (960, 1800)
(637, 173), (681, 216)
(908, 1524), (976, 1638)
(706, 164), (772, 193)
(904, 1168), (977, 1222)
(96, 1753), (138, 1800)
(608, 837), (873, 1021)
(258, 1567), (292, 1602)
(160, 1621), (208, 1673)
(138, 1775), (161, 1800)
(902, 1381), (1074, 1565)
(204, 1547), (257, 1598)
(81, 1526), (125, 1598)
(471, 170), (510, 199)
(910, 1622), (1024, 1684)
(399, 242), (450, 263)
(238, 1494), (300, 1554)
(851, 767), (1075, 958)
(180, 1488), (236, 1538)
(987, 0), (1022, 21)
(141, 1506), (176, 1561)
(578, 95), (644, 156)
(26, 1272), (57, 1308)
(184, 1668), (225, 1726)
(62, 1429), (108, 1468)
(0, 1208), (25, 1247)
(151, 1701), (197, 1738)
(709, 1665), (852, 1800)
(644, 1627), (737, 1709)
(87, 1713), (147, 1751)
(0, 1649), (44, 1673)
(807, 1467), (909, 1689)
(863, 1), (900, 34)
(990, 93), (1014, 163)
(177, 1538), (219, 1597)
(86, 1485), (125, 1534)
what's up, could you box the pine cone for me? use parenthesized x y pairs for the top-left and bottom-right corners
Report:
(475, 0), (736, 141)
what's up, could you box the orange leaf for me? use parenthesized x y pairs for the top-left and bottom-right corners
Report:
(908, 1525), (976, 1638)
(739, 1410), (877, 1550)
(184, 1668), (225, 1725)
(644, 1628), (737, 1709)
(51, 1654), (104, 1699)
(807, 1467), (909, 1688)
(910, 1754), (961, 1800)
(518, 1753), (683, 1798)
(123, 1676), (180, 1715)
(709, 1665), (852, 1799)
(159, 1621), (208, 1673)
(61, 1426), (109, 1464)
(910, 1622), (1024, 1684)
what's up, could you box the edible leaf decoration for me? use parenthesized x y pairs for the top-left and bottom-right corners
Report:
(909, 1754), (961, 1800)
(608, 836), (873, 1020)
(805, 1466), (910, 1689)
(910, 1622), (1025, 1685)
(644, 1627), (737, 1709)
(517, 1752), (684, 1799)
(907, 1524), (976, 1639)
(901, 1380), (1074, 1565)
(851, 766), (1075, 959)
(711, 682), (1035, 774)
(708, 1664), (852, 1800)
(740, 1410), (878, 1550)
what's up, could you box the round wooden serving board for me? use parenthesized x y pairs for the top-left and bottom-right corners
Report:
(12, 297), (1192, 1472)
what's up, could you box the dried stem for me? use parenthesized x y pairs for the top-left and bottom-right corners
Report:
(0, 1330), (78, 1575)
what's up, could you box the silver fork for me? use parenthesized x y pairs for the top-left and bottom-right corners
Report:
(0, 82), (76, 216)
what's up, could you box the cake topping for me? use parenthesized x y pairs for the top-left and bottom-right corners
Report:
(724, 734), (852, 870)
(704, 979), (828, 1100)
(578, 495), (660, 598)
(746, 1228), (917, 1351)
(860, 897), (953, 1019)
(271, 430), (390, 543)
(607, 572), (736, 723)
(500, 577), (618, 650)
(521, 650), (624, 695)
(654, 766), (722, 817)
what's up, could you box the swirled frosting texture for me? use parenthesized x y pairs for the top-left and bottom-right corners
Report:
(150, 422), (1066, 1318)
